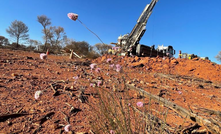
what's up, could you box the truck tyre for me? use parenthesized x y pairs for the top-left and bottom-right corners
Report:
(136, 44), (141, 56)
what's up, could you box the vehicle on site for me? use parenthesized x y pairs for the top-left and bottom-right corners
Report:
(110, 0), (175, 57)
(179, 53), (198, 59)
(178, 51), (209, 60)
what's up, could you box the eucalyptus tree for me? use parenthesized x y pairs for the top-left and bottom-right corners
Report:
(6, 20), (29, 47)
(37, 15), (51, 50)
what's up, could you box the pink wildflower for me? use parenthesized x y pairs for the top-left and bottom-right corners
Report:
(95, 68), (101, 73)
(90, 63), (97, 70)
(40, 53), (47, 60)
(74, 81), (77, 84)
(97, 81), (102, 87)
(116, 68), (121, 72)
(64, 124), (71, 132)
(109, 64), (115, 68)
(73, 76), (79, 80)
(90, 83), (94, 87)
(136, 102), (144, 107)
(110, 130), (115, 134)
(178, 91), (182, 94)
(106, 58), (112, 63)
(116, 64), (121, 69)
(112, 47), (120, 51)
(67, 13), (78, 21)
(34, 90), (43, 100)
(115, 64), (122, 72)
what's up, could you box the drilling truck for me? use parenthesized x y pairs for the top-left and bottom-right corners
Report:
(111, 0), (175, 57)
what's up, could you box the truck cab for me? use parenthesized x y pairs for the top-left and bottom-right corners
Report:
(136, 44), (175, 57)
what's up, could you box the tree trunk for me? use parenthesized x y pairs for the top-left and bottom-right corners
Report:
(16, 37), (19, 48)
(43, 27), (47, 51)
(44, 41), (47, 51)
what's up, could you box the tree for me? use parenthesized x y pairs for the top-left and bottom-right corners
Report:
(94, 43), (112, 55)
(6, 20), (29, 48)
(29, 39), (40, 50)
(0, 36), (9, 46)
(63, 38), (100, 58)
(87, 45), (100, 59)
(47, 26), (66, 49)
(64, 40), (90, 56)
(215, 51), (221, 62)
(37, 15), (51, 50)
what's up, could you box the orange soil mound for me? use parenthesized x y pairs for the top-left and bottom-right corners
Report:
(95, 55), (221, 82)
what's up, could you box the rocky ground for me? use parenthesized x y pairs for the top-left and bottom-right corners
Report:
(0, 49), (221, 134)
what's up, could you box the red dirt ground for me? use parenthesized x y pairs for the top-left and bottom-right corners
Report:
(0, 49), (221, 133)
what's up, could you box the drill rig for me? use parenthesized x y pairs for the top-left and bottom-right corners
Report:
(114, 0), (175, 57)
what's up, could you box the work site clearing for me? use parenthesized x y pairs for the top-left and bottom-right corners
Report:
(0, 49), (221, 134)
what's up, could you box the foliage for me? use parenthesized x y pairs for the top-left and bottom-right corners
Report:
(29, 39), (39, 46)
(37, 15), (51, 28)
(6, 20), (29, 47)
(1, 14), (101, 58)
(215, 51), (221, 62)
(37, 15), (66, 53)
(64, 40), (88, 55)
(38, 43), (54, 53)
(86, 51), (100, 59)
(88, 64), (149, 133)
(90, 88), (134, 133)
(46, 26), (66, 52)
(0, 36), (9, 46)
(94, 43), (112, 55)
(25, 45), (36, 51)
(29, 39), (42, 51)
(37, 15), (51, 50)
(0, 37), (38, 51)
(63, 39), (100, 58)
(48, 26), (65, 46)
(4, 42), (30, 50)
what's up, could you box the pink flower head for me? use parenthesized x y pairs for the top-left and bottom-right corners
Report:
(74, 81), (77, 84)
(67, 13), (78, 21)
(90, 63), (97, 70)
(106, 58), (112, 63)
(35, 90), (43, 100)
(90, 83), (94, 87)
(178, 91), (182, 94)
(40, 53), (47, 60)
(115, 64), (122, 72)
(97, 81), (102, 87)
(109, 64), (115, 68)
(112, 47), (120, 51)
(116, 68), (121, 72)
(73, 76), (79, 80)
(95, 68), (101, 73)
(116, 64), (121, 68)
(110, 130), (115, 134)
(136, 102), (144, 107)
(64, 124), (71, 132)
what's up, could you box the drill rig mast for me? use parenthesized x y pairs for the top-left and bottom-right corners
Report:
(116, 0), (175, 57)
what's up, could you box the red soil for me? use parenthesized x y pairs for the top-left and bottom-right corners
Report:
(0, 49), (220, 133)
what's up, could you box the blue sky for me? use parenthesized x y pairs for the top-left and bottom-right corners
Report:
(1, 0), (221, 63)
